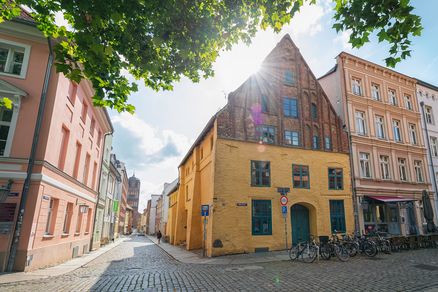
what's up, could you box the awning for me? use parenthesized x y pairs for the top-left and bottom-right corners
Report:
(366, 196), (416, 203)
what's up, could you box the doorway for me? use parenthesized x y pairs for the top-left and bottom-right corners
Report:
(291, 204), (310, 245)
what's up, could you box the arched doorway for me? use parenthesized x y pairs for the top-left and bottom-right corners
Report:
(291, 204), (310, 245)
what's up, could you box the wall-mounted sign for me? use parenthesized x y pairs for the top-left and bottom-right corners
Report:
(201, 205), (209, 216)
(236, 203), (247, 207)
(280, 196), (288, 206)
(42, 195), (50, 201)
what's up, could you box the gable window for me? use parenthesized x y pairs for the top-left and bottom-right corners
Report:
(375, 115), (385, 139)
(252, 200), (272, 235)
(409, 123), (418, 145)
(324, 136), (332, 150)
(414, 160), (424, 183)
(283, 97), (298, 118)
(293, 164), (309, 188)
(425, 106), (434, 124)
(261, 95), (269, 113)
(359, 152), (372, 178)
(330, 200), (346, 233)
(371, 83), (381, 101)
(388, 89), (397, 105)
(256, 125), (276, 144)
(311, 103), (318, 120)
(404, 95), (413, 110)
(393, 120), (402, 142)
(251, 161), (270, 187)
(431, 137), (438, 157)
(284, 70), (295, 85)
(398, 158), (408, 181)
(352, 78), (362, 95)
(0, 108), (14, 156)
(284, 131), (299, 146)
(355, 111), (366, 135)
(379, 155), (391, 180)
(0, 40), (30, 78)
(328, 168), (343, 190)
(312, 135), (320, 149)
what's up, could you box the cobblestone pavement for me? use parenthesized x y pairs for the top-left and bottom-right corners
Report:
(2, 236), (438, 291)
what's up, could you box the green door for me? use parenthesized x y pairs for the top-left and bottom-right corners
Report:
(291, 204), (310, 245)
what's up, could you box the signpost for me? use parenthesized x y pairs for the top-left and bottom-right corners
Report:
(201, 205), (209, 257)
(277, 187), (290, 251)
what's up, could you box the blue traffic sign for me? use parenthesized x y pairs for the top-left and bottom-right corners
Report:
(281, 206), (287, 214)
(201, 205), (209, 216)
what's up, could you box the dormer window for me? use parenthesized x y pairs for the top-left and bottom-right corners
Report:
(0, 39), (31, 78)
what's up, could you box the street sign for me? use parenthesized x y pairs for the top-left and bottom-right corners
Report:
(201, 204), (209, 216)
(282, 206), (287, 214)
(280, 196), (288, 206)
(277, 187), (290, 195)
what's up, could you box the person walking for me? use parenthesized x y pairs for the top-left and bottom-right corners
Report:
(157, 230), (162, 244)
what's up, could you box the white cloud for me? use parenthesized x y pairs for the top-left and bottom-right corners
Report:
(288, 1), (329, 36)
(334, 30), (353, 50)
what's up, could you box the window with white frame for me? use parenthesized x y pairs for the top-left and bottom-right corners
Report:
(0, 108), (13, 156)
(404, 94), (413, 110)
(352, 78), (362, 95)
(414, 160), (424, 182)
(425, 105), (434, 124)
(398, 158), (408, 181)
(409, 123), (418, 145)
(393, 119), (402, 142)
(359, 152), (372, 178)
(379, 155), (391, 180)
(431, 136), (438, 157)
(388, 89), (397, 106)
(375, 115), (385, 139)
(371, 83), (381, 101)
(0, 40), (30, 77)
(355, 111), (366, 135)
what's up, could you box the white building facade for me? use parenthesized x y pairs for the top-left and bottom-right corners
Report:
(147, 194), (160, 235)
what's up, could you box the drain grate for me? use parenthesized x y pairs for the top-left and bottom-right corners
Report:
(413, 264), (438, 271)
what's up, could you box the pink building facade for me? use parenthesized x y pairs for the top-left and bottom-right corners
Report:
(0, 13), (112, 271)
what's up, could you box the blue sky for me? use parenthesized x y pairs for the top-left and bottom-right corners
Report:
(109, 0), (438, 211)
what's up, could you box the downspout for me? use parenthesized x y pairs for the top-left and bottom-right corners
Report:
(7, 37), (54, 272)
(90, 131), (113, 250)
(339, 56), (361, 234)
(420, 101), (438, 223)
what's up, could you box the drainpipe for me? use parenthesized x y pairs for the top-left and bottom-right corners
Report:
(419, 101), (438, 223)
(7, 37), (54, 272)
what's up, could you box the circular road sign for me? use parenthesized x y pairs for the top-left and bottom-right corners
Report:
(280, 196), (288, 206)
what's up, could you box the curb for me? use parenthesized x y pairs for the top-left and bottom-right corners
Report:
(145, 235), (180, 262)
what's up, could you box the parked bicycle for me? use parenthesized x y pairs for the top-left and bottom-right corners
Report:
(289, 237), (318, 263)
(319, 233), (349, 262)
(347, 232), (378, 257)
(367, 231), (391, 254)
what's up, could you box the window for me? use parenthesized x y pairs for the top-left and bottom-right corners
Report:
(404, 95), (413, 110)
(312, 135), (320, 149)
(388, 89), (397, 105)
(393, 120), (402, 142)
(252, 200), (272, 235)
(85, 208), (92, 233)
(371, 83), (381, 101)
(73, 142), (82, 179)
(330, 200), (346, 233)
(92, 161), (98, 190)
(90, 118), (95, 137)
(58, 126), (70, 171)
(325, 136), (331, 150)
(379, 155), (391, 180)
(311, 103), (318, 120)
(97, 130), (102, 147)
(75, 207), (83, 234)
(210, 136), (214, 150)
(81, 101), (88, 123)
(256, 125), (276, 144)
(284, 70), (295, 85)
(352, 78), (362, 95)
(63, 202), (73, 234)
(0, 108), (13, 156)
(293, 164), (310, 188)
(0, 40), (30, 77)
(328, 168), (343, 190)
(284, 131), (299, 146)
(45, 198), (58, 235)
(355, 111), (366, 135)
(83, 153), (91, 185)
(375, 116), (385, 139)
(398, 158), (408, 181)
(251, 161), (270, 187)
(425, 106), (434, 124)
(261, 95), (269, 113)
(431, 137), (438, 157)
(359, 152), (371, 178)
(283, 98), (298, 118)
(409, 123), (418, 145)
(414, 160), (424, 182)
(67, 82), (77, 104)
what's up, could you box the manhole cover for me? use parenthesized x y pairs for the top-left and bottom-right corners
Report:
(413, 264), (438, 271)
(225, 265), (263, 272)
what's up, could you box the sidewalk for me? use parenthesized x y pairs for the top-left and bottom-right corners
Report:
(147, 235), (290, 265)
(0, 236), (129, 284)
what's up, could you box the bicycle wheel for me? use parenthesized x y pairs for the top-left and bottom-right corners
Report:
(289, 246), (299, 260)
(345, 242), (358, 257)
(363, 241), (378, 257)
(335, 244), (349, 262)
(381, 240), (391, 254)
(301, 245), (318, 263)
(319, 243), (331, 260)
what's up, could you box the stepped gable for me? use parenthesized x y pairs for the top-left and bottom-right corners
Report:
(217, 34), (349, 153)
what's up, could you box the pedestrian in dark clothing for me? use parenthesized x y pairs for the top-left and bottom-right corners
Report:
(157, 230), (162, 244)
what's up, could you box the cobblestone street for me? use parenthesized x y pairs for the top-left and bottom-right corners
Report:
(1, 236), (438, 291)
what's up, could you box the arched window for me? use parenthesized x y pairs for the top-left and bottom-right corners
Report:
(311, 103), (318, 120)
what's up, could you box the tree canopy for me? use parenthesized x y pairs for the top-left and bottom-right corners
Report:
(0, 0), (423, 112)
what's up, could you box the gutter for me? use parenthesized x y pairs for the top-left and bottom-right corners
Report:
(7, 37), (54, 272)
